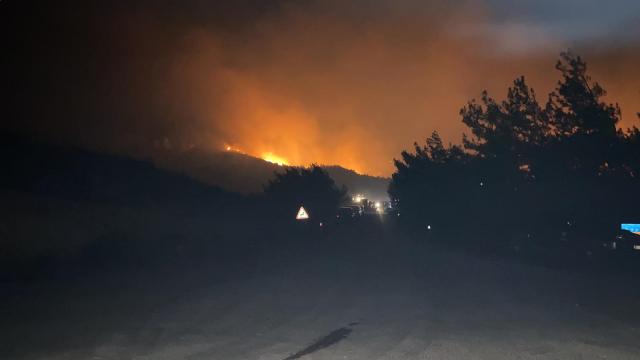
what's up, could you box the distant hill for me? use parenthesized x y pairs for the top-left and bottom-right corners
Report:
(0, 135), (240, 210)
(1, 135), (389, 203)
(0, 135), (247, 265)
(155, 149), (279, 195)
(322, 166), (389, 201)
(155, 148), (390, 200)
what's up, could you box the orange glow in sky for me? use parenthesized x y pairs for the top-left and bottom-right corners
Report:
(10, 2), (640, 179)
(160, 7), (640, 177)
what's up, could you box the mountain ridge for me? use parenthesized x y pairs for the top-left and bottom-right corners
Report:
(155, 148), (390, 200)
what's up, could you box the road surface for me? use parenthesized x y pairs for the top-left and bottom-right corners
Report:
(3, 221), (640, 359)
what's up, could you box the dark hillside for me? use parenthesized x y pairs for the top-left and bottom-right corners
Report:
(156, 148), (390, 199)
(0, 135), (249, 276)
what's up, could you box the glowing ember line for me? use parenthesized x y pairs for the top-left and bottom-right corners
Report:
(224, 144), (243, 153)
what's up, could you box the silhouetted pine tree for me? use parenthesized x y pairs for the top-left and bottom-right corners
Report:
(390, 52), (640, 250)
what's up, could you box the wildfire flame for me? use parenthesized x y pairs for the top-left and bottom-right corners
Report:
(261, 152), (289, 166)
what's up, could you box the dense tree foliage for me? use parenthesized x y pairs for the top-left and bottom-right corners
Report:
(390, 52), (640, 251)
(264, 165), (347, 222)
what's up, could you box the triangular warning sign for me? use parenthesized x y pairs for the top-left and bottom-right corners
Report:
(296, 206), (309, 220)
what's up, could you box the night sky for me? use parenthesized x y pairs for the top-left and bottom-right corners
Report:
(2, 0), (639, 175)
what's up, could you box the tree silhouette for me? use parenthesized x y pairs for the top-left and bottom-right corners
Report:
(390, 52), (640, 252)
(264, 165), (347, 222)
(462, 76), (549, 162)
(548, 52), (620, 138)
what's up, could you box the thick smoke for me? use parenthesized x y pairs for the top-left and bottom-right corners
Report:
(2, 0), (639, 175)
